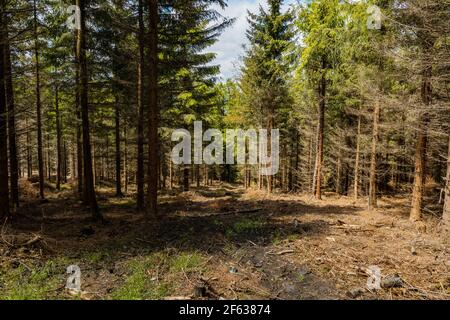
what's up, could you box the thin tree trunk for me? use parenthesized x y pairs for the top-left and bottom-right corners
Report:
(33, 0), (44, 199)
(443, 136), (450, 239)
(354, 112), (361, 201)
(72, 135), (76, 181)
(77, 0), (100, 219)
(3, 16), (18, 208)
(136, 0), (145, 211)
(369, 98), (380, 209)
(336, 156), (341, 195)
(146, 0), (159, 216)
(55, 84), (62, 191)
(410, 65), (431, 223)
(74, 30), (83, 195)
(114, 95), (122, 197)
(123, 125), (128, 193)
(63, 140), (68, 183)
(26, 117), (32, 178)
(47, 133), (51, 181)
(183, 166), (190, 192)
(0, 2), (10, 218)
(196, 164), (200, 188)
(267, 111), (274, 194)
(314, 62), (326, 200)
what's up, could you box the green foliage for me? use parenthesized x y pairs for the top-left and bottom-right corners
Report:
(111, 251), (205, 300)
(226, 218), (267, 238)
(0, 258), (68, 300)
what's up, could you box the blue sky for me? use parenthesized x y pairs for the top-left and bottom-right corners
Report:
(211, 0), (298, 80)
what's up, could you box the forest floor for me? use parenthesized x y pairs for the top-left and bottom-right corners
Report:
(0, 180), (449, 300)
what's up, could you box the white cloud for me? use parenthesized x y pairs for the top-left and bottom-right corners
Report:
(210, 0), (297, 80)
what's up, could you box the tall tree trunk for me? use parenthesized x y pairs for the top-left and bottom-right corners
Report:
(354, 112), (361, 201)
(63, 140), (68, 183)
(294, 129), (300, 191)
(410, 65), (431, 223)
(74, 30), (83, 195)
(369, 99), (380, 210)
(314, 62), (326, 200)
(136, 0), (145, 211)
(114, 95), (122, 197)
(4, 17), (18, 208)
(267, 109), (274, 194)
(123, 125), (128, 193)
(26, 117), (32, 178)
(0, 2), (10, 218)
(443, 136), (450, 240)
(183, 166), (190, 192)
(336, 155), (341, 195)
(55, 84), (62, 191)
(146, 0), (159, 216)
(71, 135), (76, 181)
(77, 0), (100, 219)
(33, 0), (44, 199)
(196, 165), (200, 188)
(47, 133), (51, 181)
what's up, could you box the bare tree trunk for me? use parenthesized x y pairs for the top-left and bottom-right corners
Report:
(47, 133), (51, 181)
(136, 0), (145, 211)
(0, 2), (10, 218)
(146, 0), (159, 216)
(26, 117), (32, 178)
(77, 0), (100, 219)
(114, 96), (123, 197)
(3, 16), (18, 208)
(294, 129), (300, 191)
(410, 65), (431, 223)
(354, 112), (361, 201)
(55, 84), (62, 191)
(369, 99), (380, 210)
(443, 136), (450, 240)
(123, 125), (128, 193)
(33, 0), (44, 199)
(63, 140), (68, 183)
(71, 135), (76, 180)
(183, 166), (190, 192)
(314, 63), (326, 200)
(336, 156), (341, 195)
(267, 110), (274, 194)
(307, 132), (312, 192)
(203, 164), (208, 187)
(74, 30), (83, 195)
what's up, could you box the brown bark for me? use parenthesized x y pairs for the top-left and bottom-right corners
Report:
(77, 0), (100, 219)
(26, 117), (32, 178)
(410, 65), (432, 223)
(3, 15), (18, 208)
(114, 95), (123, 197)
(354, 112), (361, 201)
(136, 0), (145, 211)
(55, 84), (62, 191)
(0, 1), (10, 218)
(369, 99), (380, 210)
(146, 0), (159, 216)
(267, 111), (274, 194)
(74, 29), (83, 195)
(443, 137), (450, 239)
(33, 0), (44, 199)
(336, 156), (341, 195)
(183, 166), (190, 192)
(314, 62), (326, 200)
(123, 125), (128, 193)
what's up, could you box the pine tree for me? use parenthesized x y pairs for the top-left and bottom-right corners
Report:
(241, 0), (293, 194)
